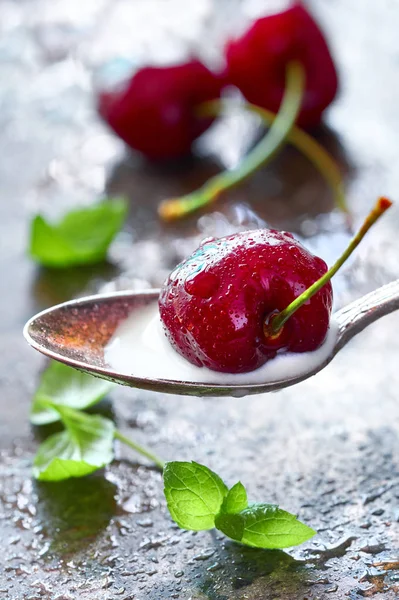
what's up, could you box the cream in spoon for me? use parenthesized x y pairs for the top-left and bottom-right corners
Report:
(104, 302), (338, 385)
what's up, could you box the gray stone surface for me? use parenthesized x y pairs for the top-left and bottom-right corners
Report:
(0, 0), (398, 598)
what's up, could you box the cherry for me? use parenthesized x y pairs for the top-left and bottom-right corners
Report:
(97, 60), (223, 160)
(159, 198), (391, 374)
(159, 230), (332, 373)
(224, 1), (338, 128)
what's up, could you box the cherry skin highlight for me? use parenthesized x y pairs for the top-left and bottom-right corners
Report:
(159, 229), (333, 374)
(225, 1), (338, 128)
(98, 60), (223, 160)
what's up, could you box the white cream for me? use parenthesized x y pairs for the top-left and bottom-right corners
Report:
(104, 302), (338, 386)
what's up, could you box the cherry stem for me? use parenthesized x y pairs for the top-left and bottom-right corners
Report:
(244, 104), (349, 219)
(159, 60), (305, 221)
(114, 430), (165, 470)
(197, 100), (350, 222)
(268, 197), (392, 335)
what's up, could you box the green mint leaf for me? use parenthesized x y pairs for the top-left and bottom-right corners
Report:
(33, 412), (115, 481)
(214, 512), (244, 542)
(163, 462), (315, 549)
(214, 482), (248, 538)
(29, 198), (128, 268)
(220, 481), (248, 514)
(163, 461), (228, 531)
(238, 503), (315, 549)
(31, 361), (113, 425)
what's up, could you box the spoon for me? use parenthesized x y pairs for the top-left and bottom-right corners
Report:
(23, 280), (399, 397)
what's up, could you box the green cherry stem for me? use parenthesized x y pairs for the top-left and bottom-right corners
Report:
(197, 101), (349, 219)
(114, 430), (165, 470)
(159, 60), (305, 221)
(246, 104), (349, 218)
(268, 197), (392, 335)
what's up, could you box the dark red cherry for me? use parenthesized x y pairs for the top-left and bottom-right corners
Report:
(224, 2), (338, 128)
(159, 229), (333, 373)
(97, 60), (223, 160)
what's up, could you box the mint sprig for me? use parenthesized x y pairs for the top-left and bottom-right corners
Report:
(164, 461), (315, 549)
(31, 366), (315, 550)
(29, 198), (128, 268)
(32, 362), (164, 480)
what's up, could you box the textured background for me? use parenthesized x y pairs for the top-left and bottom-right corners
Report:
(0, 0), (398, 598)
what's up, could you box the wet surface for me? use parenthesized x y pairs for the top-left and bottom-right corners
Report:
(1, 0), (399, 598)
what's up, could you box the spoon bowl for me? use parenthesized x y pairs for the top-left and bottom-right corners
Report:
(23, 281), (399, 397)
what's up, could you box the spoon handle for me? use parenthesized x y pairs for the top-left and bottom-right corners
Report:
(334, 279), (399, 353)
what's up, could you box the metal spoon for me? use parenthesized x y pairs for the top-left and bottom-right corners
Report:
(23, 280), (399, 397)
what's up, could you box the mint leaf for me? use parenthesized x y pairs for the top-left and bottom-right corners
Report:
(213, 482), (248, 538)
(163, 462), (315, 549)
(163, 461), (228, 530)
(238, 503), (315, 549)
(215, 503), (315, 548)
(214, 512), (244, 542)
(29, 198), (127, 268)
(31, 361), (113, 425)
(33, 412), (115, 481)
(221, 481), (248, 514)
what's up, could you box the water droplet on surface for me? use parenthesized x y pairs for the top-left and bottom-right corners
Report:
(174, 570), (184, 578)
(207, 562), (222, 572)
(192, 548), (215, 561)
(137, 518), (153, 528)
(184, 270), (220, 299)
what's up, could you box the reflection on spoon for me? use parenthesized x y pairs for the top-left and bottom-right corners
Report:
(23, 281), (399, 397)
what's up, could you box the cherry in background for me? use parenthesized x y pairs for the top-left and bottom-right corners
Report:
(98, 2), (345, 221)
(225, 1), (339, 128)
(98, 60), (223, 160)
